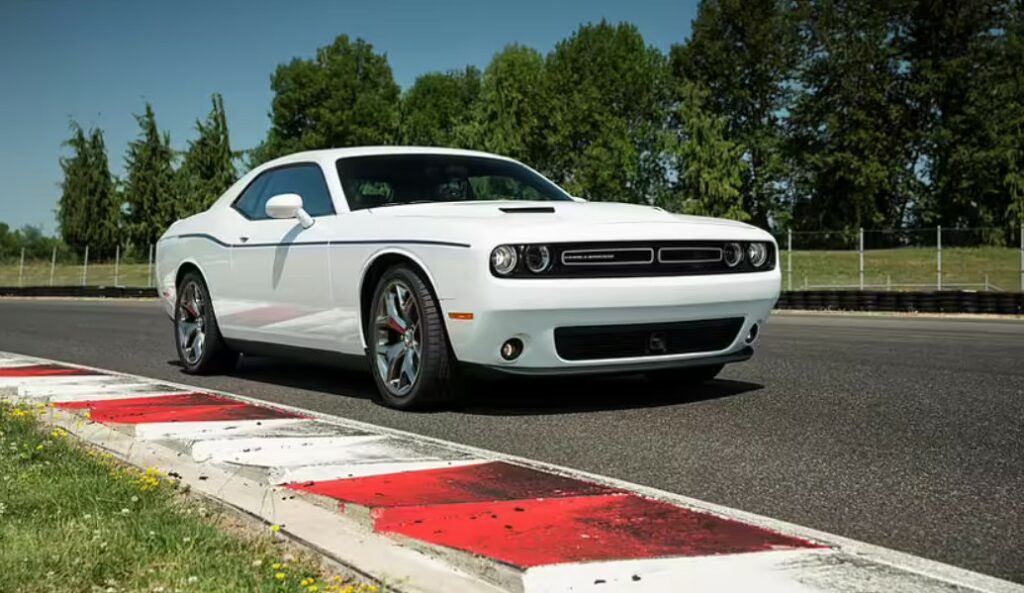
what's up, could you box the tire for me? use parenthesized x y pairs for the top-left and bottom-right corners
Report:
(174, 271), (237, 374)
(366, 264), (465, 410)
(646, 363), (724, 387)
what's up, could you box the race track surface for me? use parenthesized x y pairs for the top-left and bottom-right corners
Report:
(0, 299), (1021, 582)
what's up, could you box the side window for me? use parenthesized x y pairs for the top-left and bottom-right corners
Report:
(233, 164), (334, 220)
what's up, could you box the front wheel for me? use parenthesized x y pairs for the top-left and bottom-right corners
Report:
(175, 271), (237, 374)
(367, 265), (465, 410)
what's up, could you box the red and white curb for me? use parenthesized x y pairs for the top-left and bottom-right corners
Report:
(1, 351), (1019, 593)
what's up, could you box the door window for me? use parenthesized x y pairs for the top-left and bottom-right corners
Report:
(233, 163), (334, 220)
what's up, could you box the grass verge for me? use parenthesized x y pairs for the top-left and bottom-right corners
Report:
(0, 401), (379, 593)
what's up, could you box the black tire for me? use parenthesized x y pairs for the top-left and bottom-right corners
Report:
(174, 271), (237, 374)
(646, 363), (724, 387)
(366, 264), (465, 410)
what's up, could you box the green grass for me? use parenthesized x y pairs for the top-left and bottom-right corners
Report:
(0, 401), (378, 593)
(783, 247), (1022, 291)
(0, 262), (152, 288)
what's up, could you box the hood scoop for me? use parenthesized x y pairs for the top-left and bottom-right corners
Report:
(499, 206), (556, 214)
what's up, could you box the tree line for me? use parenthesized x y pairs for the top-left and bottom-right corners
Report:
(48, 0), (1023, 257)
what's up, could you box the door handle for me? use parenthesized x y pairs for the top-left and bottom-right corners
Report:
(239, 236), (249, 243)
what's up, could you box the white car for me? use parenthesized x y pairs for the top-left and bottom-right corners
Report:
(156, 147), (780, 409)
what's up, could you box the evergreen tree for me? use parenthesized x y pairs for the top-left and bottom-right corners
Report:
(399, 67), (481, 147)
(476, 45), (547, 164)
(663, 82), (747, 220)
(123, 103), (176, 248)
(542, 21), (671, 203)
(672, 0), (801, 229)
(57, 123), (120, 252)
(178, 94), (236, 216)
(257, 35), (400, 162)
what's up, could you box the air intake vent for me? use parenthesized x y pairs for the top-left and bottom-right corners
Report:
(499, 207), (556, 213)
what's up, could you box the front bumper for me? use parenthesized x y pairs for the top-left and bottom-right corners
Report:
(442, 269), (780, 374)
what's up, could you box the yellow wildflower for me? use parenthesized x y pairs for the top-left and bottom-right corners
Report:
(271, 563), (281, 570)
(270, 524), (281, 533)
(275, 572), (286, 581)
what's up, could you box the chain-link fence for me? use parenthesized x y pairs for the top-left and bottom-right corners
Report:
(0, 244), (155, 288)
(774, 227), (1024, 292)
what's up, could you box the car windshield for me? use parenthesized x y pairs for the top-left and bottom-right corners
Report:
(336, 154), (572, 211)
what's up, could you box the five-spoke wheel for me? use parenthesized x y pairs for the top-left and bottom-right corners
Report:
(174, 271), (236, 374)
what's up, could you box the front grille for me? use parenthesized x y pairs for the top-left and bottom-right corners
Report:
(494, 241), (775, 278)
(554, 318), (745, 361)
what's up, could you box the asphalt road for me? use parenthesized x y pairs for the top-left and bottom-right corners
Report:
(0, 299), (1021, 582)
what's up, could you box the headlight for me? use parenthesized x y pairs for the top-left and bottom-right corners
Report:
(523, 245), (551, 273)
(747, 242), (769, 267)
(490, 245), (518, 275)
(723, 242), (743, 267)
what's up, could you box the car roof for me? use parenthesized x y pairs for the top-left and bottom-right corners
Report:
(260, 146), (519, 169)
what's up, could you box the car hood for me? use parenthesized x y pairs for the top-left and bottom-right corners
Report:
(367, 200), (751, 228)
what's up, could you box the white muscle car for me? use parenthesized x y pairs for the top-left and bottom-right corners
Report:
(156, 147), (780, 409)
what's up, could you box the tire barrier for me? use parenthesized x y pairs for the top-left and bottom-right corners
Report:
(0, 286), (158, 299)
(777, 290), (1023, 315)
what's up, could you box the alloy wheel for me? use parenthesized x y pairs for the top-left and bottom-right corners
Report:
(374, 280), (421, 397)
(177, 281), (206, 365)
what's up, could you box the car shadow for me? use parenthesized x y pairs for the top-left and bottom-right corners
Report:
(167, 356), (763, 415)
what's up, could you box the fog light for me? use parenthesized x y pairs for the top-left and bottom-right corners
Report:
(500, 338), (524, 361)
(745, 323), (760, 344)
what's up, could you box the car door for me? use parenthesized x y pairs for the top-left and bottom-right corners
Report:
(218, 163), (337, 350)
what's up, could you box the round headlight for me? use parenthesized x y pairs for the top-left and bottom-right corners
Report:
(523, 245), (551, 273)
(723, 242), (743, 267)
(491, 245), (518, 275)
(747, 242), (768, 267)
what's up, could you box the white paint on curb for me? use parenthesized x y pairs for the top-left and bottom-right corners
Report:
(273, 459), (487, 486)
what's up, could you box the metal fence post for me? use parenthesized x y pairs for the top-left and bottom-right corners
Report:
(81, 246), (89, 287)
(148, 244), (154, 288)
(787, 229), (793, 292)
(936, 225), (942, 290)
(49, 245), (56, 286)
(18, 247), (25, 287)
(858, 228), (864, 290)
(114, 245), (120, 287)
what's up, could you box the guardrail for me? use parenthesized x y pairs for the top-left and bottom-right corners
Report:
(2, 286), (1021, 315)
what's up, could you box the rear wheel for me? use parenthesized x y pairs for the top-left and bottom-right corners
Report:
(367, 264), (464, 410)
(646, 363), (724, 386)
(175, 271), (237, 374)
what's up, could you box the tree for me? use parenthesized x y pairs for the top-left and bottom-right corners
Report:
(475, 45), (547, 164)
(905, 0), (1019, 238)
(400, 67), (481, 147)
(123, 103), (177, 249)
(671, 0), (801, 229)
(256, 35), (400, 162)
(786, 0), (919, 231)
(177, 94), (236, 216)
(57, 123), (120, 253)
(542, 21), (671, 203)
(663, 82), (747, 219)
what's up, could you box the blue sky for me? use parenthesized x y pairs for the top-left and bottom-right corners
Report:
(0, 0), (695, 233)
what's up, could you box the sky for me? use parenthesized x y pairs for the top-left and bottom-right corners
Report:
(0, 0), (696, 234)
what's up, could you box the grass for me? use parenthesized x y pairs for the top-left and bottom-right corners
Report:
(1, 247), (1020, 291)
(0, 401), (379, 593)
(0, 262), (152, 288)
(783, 247), (1022, 291)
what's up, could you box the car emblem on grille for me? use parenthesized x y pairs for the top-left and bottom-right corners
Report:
(648, 332), (668, 354)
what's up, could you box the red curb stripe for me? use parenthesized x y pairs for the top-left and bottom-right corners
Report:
(288, 461), (622, 506)
(54, 392), (303, 424)
(0, 364), (101, 377)
(375, 494), (822, 568)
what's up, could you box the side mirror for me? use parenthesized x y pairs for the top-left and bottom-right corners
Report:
(265, 193), (314, 228)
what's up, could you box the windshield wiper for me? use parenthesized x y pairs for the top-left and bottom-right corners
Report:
(372, 200), (437, 208)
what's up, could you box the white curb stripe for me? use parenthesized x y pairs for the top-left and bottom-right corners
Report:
(133, 418), (343, 442)
(272, 459), (488, 486)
